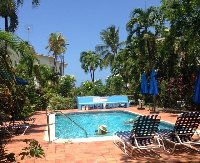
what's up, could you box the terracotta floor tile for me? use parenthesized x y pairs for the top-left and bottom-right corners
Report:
(4, 108), (200, 162)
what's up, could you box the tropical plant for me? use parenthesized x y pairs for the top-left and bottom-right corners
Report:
(58, 75), (76, 97)
(48, 94), (75, 110)
(80, 51), (102, 82)
(96, 25), (124, 67)
(0, 0), (18, 32)
(126, 6), (166, 70)
(0, 31), (38, 116)
(77, 80), (106, 96)
(15, 42), (38, 79)
(160, 0), (200, 78)
(112, 48), (136, 90)
(46, 32), (67, 74)
(105, 75), (126, 95)
(19, 139), (45, 162)
(33, 64), (55, 88)
(0, 0), (40, 32)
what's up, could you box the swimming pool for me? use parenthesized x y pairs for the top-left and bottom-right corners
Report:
(55, 111), (173, 139)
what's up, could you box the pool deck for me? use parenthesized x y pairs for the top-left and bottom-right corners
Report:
(5, 107), (200, 162)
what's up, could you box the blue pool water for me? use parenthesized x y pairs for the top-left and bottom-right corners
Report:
(55, 111), (173, 139)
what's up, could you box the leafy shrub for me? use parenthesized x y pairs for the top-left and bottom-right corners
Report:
(105, 75), (126, 95)
(19, 139), (45, 160)
(159, 77), (194, 109)
(58, 75), (76, 97)
(48, 95), (76, 110)
(77, 80), (106, 96)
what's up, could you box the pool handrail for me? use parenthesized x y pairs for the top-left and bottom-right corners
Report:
(53, 110), (88, 138)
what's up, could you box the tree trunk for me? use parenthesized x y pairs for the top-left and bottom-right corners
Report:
(146, 40), (152, 68)
(92, 70), (94, 82)
(62, 55), (65, 76)
(54, 54), (57, 73)
(5, 17), (9, 32)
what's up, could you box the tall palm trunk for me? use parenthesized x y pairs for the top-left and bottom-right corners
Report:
(53, 54), (57, 73)
(5, 16), (9, 32)
(92, 70), (94, 82)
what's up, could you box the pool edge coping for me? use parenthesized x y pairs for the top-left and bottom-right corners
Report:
(44, 109), (176, 143)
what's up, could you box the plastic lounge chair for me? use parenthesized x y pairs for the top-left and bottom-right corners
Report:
(158, 111), (200, 153)
(113, 114), (163, 156)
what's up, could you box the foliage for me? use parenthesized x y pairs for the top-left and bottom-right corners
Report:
(77, 80), (106, 96)
(0, 0), (18, 32)
(0, 138), (44, 162)
(105, 75), (126, 95)
(80, 51), (102, 82)
(0, 0), (40, 32)
(33, 89), (49, 111)
(46, 32), (67, 74)
(112, 48), (137, 91)
(19, 139), (45, 160)
(95, 25), (124, 67)
(58, 75), (76, 97)
(158, 76), (194, 108)
(33, 64), (56, 88)
(0, 31), (38, 118)
(48, 94), (75, 110)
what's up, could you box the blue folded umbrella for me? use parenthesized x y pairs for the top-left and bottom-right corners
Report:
(193, 69), (200, 105)
(140, 72), (148, 94)
(16, 77), (28, 86)
(149, 69), (158, 95)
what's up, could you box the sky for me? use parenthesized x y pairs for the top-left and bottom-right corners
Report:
(1, 0), (161, 86)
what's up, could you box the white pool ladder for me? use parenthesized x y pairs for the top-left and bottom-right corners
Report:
(53, 110), (88, 138)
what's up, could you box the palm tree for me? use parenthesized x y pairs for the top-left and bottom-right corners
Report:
(0, 0), (18, 32)
(96, 25), (123, 67)
(46, 32), (67, 74)
(126, 7), (165, 69)
(80, 51), (102, 82)
(0, 0), (40, 32)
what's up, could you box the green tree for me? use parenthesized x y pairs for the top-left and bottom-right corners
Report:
(80, 51), (102, 82)
(160, 0), (200, 78)
(33, 64), (54, 88)
(46, 32), (67, 74)
(0, 31), (40, 117)
(15, 42), (38, 78)
(0, 0), (40, 32)
(105, 75), (126, 95)
(58, 75), (76, 97)
(112, 48), (136, 91)
(0, 0), (18, 32)
(77, 80), (106, 96)
(126, 7), (166, 70)
(96, 25), (123, 67)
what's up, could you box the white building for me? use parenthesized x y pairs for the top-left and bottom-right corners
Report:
(8, 47), (67, 75)
(36, 54), (67, 75)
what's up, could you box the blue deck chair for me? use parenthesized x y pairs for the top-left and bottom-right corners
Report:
(113, 114), (163, 156)
(158, 112), (200, 153)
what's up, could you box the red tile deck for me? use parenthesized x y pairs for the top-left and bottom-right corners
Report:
(4, 107), (200, 162)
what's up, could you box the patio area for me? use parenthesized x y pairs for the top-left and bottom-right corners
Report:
(5, 107), (200, 162)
